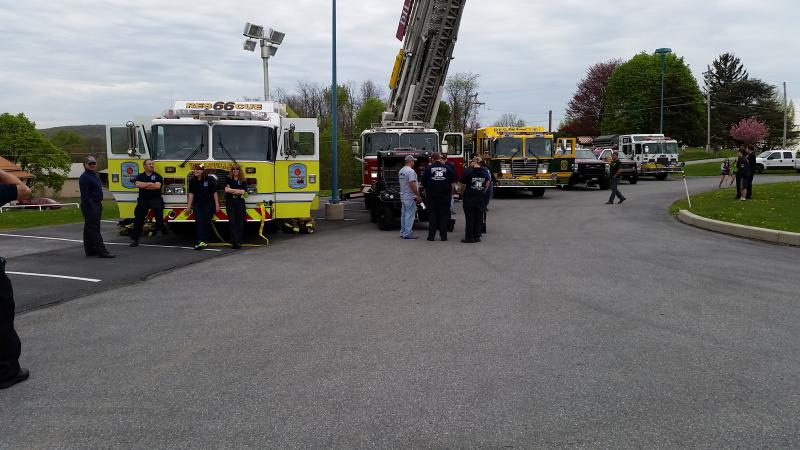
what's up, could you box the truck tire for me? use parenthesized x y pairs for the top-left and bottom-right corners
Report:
(655, 173), (668, 181)
(598, 177), (611, 190)
(756, 164), (765, 174)
(629, 174), (639, 184)
(530, 188), (545, 198)
(377, 204), (395, 230)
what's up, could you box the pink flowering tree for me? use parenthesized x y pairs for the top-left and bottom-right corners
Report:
(729, 116), (769, 145)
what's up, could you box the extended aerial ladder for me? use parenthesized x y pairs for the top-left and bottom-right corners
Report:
(385, 0), (467, 126)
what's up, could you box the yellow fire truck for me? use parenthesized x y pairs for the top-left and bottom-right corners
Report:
(106, 100), (319, 235)
(473, 126), (575, 197)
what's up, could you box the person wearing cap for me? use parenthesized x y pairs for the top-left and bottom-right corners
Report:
(459, 157), (490, 243)
(130, 159), (167, 247)
(187, 163), (220, 250)
(0, 168), (32, 389)
(79, 156), (114, 258)
(398, 154), (421, 239)
(224, 164), (248, 249)
(421, 153), (454, 241)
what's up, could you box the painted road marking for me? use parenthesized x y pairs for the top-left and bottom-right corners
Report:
(0, 233), (222, 252)
(7, 272), (101, 283)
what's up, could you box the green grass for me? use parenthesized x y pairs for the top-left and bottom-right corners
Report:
(679, 148), (736, 162)
(0, 200), (119, 231)
(680, 162), (799, 177)
(670, 182), (800, 233)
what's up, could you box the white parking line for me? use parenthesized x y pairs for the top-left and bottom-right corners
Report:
(0, 233), (221, 252)
(6, 271), (101, 283)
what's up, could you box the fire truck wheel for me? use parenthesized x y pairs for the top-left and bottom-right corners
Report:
(530, 188), (545, 198)
(655, 173), (668, 181)
(377, 204), (395, 231)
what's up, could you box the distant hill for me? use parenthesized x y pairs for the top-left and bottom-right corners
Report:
(38, 125), (106, 162)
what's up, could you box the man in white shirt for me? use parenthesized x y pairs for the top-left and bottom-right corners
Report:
(398, 155), (421, 239)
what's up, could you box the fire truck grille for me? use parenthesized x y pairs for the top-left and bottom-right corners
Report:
(512, 159), (538, 177)
(582, 163), (605, 175)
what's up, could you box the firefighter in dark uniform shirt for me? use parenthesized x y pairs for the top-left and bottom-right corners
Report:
(130, 159), (166, 247)
(187, 163), (220, 250)
(422, 153), (455, 241)
(1, 168), (32, 389)
(460, 157), (490, 243)
(79, 155), (114, 258)
(224, 164), (248, 249)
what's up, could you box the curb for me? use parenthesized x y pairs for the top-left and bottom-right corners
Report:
(677, 210), (800, 247)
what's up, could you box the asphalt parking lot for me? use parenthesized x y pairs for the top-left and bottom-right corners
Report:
(1, 176), (799, 448)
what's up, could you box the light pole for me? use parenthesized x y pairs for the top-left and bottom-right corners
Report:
(243, 23), (285, 101)
(655, 48), (672, 134)
(702, 70), (711, 153)
(330, 0), (339, 205)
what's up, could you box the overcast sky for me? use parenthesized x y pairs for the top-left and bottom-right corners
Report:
(1, 0), (797, 131)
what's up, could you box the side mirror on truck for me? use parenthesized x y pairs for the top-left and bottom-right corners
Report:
(125, 121), (138, 158)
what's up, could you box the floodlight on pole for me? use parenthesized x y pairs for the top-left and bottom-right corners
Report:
(243, 22), (285, 101)
(655, 47), (672, 134)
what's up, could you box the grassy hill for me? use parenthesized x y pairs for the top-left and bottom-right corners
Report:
(38, 125), (106, 163)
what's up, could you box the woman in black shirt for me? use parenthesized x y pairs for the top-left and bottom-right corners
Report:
(187, 164), (220, 250)
(224, 164), (248, 249)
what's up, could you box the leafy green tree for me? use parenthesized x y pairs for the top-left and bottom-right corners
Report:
(434, 101), (451, 132)
(0, 113), (70, 191)
(601, 52), (704, 145)
(355, 97), (386, 135)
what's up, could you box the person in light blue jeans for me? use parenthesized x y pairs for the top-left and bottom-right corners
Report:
(398, 155), (421, 239)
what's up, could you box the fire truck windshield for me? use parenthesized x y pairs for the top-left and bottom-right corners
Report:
(363, 133), (400, 156)
(525, 137), (554, 158)
(151, 125), (208, 160)
(399, 133), (438, 151)
(493, 137), (522, 157)
(643, 141), (679, 154)
(212, 125), (276, 161)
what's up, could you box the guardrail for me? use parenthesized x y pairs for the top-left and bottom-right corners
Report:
(0, 202), (80, 213)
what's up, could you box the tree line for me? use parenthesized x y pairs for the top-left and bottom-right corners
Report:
(560, 52), (797, 150)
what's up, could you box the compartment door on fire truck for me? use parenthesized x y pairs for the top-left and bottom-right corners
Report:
(555, 137), (577, 175)
(275, 118), (319, 219)
(442, 132), (465, 178)
(106, 124), (150, 219)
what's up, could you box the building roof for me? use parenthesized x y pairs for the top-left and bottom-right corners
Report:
(0, 156), (34, 179)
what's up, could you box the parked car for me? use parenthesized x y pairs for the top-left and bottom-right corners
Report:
(16, 197), (62, 210)
(754, 149), (798, 173)
(567, 148), (610, 189)
(595, 148), (639, 184)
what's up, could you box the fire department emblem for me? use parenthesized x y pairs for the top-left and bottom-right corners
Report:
(121, 162), (139, 189)
(288, 164), (307, 189)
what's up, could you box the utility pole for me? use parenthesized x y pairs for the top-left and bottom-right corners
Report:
(548, 110), (552, 133)
(783, 82), (788, 149)
(706, 91), (711, 153)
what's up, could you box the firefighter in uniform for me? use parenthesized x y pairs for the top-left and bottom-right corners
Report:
(422, 153), (455, 241)
(460, 157), (490, 243)
(187, 163), (220, 250)
(130, 159), (166, 247)
(79, 155), (114, 258)
(224, 164), (248, 249)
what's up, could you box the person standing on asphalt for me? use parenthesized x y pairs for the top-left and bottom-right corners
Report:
(187, 163), (220, 250)
(422, 153), (454, 241)
(460, 157), (489, 243)
(224, 164), (248, 249)
(734, 147), (749, 200)
(745, 145), (757, 199)
(130, 159), (166, 247)
(480, 160), (493, 233)
(398, 155), (421, 239)
(79, 155), (114, 258)
(606, 152), (626, 205)
(0, 168), (32, 389)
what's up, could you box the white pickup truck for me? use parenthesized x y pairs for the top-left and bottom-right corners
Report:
(754, 149), (799, 173)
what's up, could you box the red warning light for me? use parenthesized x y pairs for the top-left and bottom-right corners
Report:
(126, 167), (134, 175)
(294, 168), (302, 176)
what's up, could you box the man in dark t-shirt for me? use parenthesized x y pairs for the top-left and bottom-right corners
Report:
(422, 153), (455, 241)
(187, 164), (220, 250)
(606, 152), (627, 205)
(79, 155), (114, 258)
(130, 159), (166, 247)
(0, 168), (32, 389)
